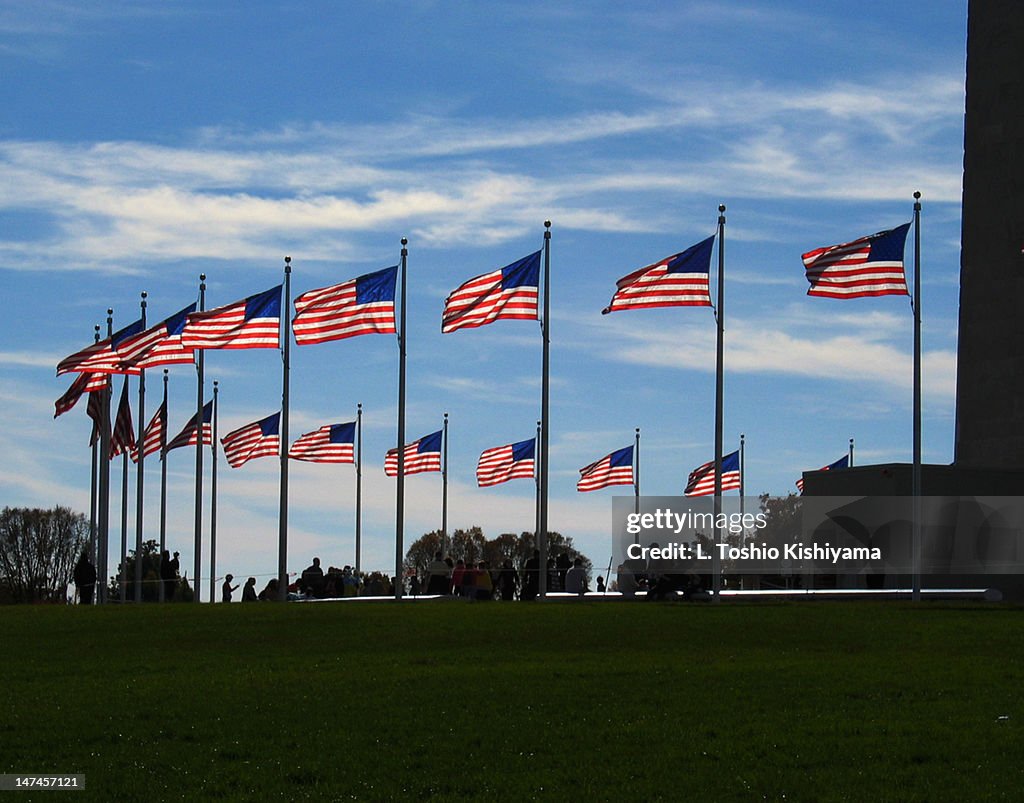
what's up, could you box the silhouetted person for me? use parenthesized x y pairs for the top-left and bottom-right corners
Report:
(564, 557), (588, 596)
(259, 577), (279, 601)
(161, 550), (180, 601)
(74, 550), (96, 605)
(426, 551), (450, 595)
(222, 573), (238, 603)
(596, 576), (606, 593)
(556, 551), (571, 590)
(241, 577), (258, 602)
(497, 559), (518, 601)
(522, 549), (540, 601)
(301, 557), (325, 598)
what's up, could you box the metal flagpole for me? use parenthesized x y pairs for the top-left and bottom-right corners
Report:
(134, 292), (147, 602)
(539, 221), (551, 597)
(89, 325), (100, 586)
(355, 402), (362, 575)
(159, 369), (168, 602)
(739, 433), (745, 519)
(912, 192), (922, 602)
(634, 427), (641, 518)
(712, 205), (726, 602)
(119, 381), (129, 602)
(210, 380), (219, 603)
(849, 437), (855, 467)
(194, 274), (206, 602)
(442, 412), (449, 557)
(279, 258), (292, 602)
(97, 309), (113, 604)
(395, 238), (408, 599)
(535, 419), (541, 556)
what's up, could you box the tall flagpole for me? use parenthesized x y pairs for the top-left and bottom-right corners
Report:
(539, 221), (551, 597)
(134, 292), (147, 602)
(535, 419), (541, 556)
(849, 437), (855, 467)
(634, 427), (641, 518)
(395, 237), (408, 600)
(912, 192), (922, 602)
(119, 381), (129, 602)
(194, 274), (206, 602)
(442, 412), (449, 557)
(279, 257), (292, 602)
(89, 325), (100, 586)
(739, 433), (745, 519)
(210, 380), (219, 604)
(97, 309), (113, 604)
(712, 204), (726, 602)
(355, 402), (363, 575)
(159, 369), (168, 602)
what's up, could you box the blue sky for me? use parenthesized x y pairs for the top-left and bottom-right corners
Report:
(1, 0), (969, 599)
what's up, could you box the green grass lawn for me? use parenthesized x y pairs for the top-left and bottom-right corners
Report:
(2, 599), (1022, 800)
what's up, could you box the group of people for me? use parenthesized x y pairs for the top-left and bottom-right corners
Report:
(420, 550), (592, 600)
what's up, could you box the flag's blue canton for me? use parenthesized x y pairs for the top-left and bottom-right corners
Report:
(244, 285), (282, 321)
(865, 224), (911, 263)
(418, 430), (443, 453)
(666, 236), (715, 275)
(110, 318), (145, 349)
(330, 422), (357, 443)
(720, 450), (740, 472)
(511, 438), (536, 462)
(259, 413), (280, 437)
(165, 303), (196, 335)
(501, 251), (541, 289)
(609, 445), (634, 467)
(356, 266), (398, 305)
(825, 455), (849, 471)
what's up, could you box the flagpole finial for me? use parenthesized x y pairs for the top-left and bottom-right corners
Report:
(719, 204), (726, 213)
(913, 190), (921, 200)
(401, 236), (408, 246)
(94, 324), (100, 339)
(163, 368), (168, 377)
(284, 256), (291, 273)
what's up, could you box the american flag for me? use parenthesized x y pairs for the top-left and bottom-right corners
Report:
(577, 445), (634, 492)
(109, 378), (136, 460)
(114, 304), (197, 369)
(796, 455), (849, 494)
(602, 236), (715, 314)
(477, 438), (535, 487)
(684, 450), (741, 497)
(221, 412), (281, 468)
(181, 286), (281, 350)
(131, 399), (167, 463)
(385, 430), (443, 476)
(288, 422), (356, 463)
(57, 319), (144, 376)
(802, 223), (911, 299)
(293, 266), (397, 345)
(87, 384), (105, 446)
(54, 372), (106, 419)
(442, 251), (540, 333)
(165, 401), (213, 453)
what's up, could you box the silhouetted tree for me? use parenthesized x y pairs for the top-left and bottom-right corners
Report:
(0, 506), (88, 603)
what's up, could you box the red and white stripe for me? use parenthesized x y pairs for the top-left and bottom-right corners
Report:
(476, 444), (534, 487)
(221, 421), (280, 469)
(442, 269), (538, 333)
(288, 425), (355, 463)
(181, 304), (279, 350)
(802, 239), (908, 299)
(684, 460), (741, 497)
(577, 455), (634, 493)
(384, 443), (441, 477)
(293, 280), (395, 344)
(131, 401), (166, 463)
(603, 261), (711, 313)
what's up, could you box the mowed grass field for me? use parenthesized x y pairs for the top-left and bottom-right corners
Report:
(2, 599), (1022, 801)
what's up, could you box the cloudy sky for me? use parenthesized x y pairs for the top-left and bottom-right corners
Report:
(0, 0), (968, 598)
